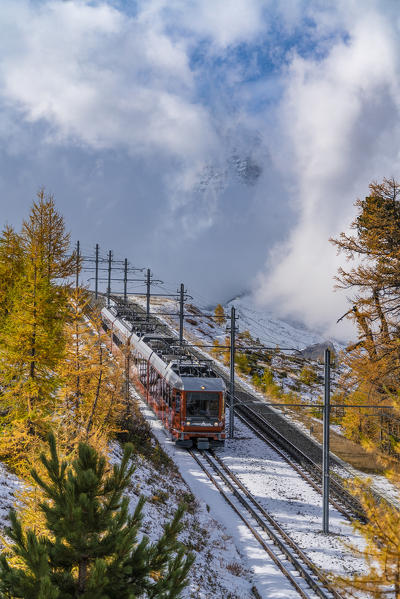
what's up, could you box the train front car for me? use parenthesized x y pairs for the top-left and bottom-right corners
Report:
(175, 374), (226, 449)
(100, 305), (226, 450)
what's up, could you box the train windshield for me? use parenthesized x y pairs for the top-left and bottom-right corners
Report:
(186, 391), (219, 420)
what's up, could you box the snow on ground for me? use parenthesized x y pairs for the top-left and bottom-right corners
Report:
(220, 410), (365, 577)
(0, 463), (22, 526)
(226, 294), (338, 350)
(109, 436), (255, 599)
(135, 392), (369, 596)
(136, 393), (314, 599)
(0, 433), (255, 598)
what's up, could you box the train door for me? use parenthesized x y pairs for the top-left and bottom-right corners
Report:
(172, 389), (182, 429)
(138, 357), (147, 392)
(219, 391), (225, 422)
(165, 382), (172, 429)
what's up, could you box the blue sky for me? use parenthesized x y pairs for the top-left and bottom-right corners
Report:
(0, 0), (399, 338)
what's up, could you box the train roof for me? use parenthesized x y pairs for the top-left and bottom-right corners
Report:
(102, 306), (226, 392)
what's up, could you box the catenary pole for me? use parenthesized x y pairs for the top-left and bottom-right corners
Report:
(125, 340), (130, 405)
(76, 240), (80, 289)
(124, 258), (128, 303)
(146, 268), (151, 321)
(179, 283), (184, 345)
(95, 243), (99, 299)
(107, 250), (112, 308)
(229, 306), (236, 439)
(323, 348), (331, 533)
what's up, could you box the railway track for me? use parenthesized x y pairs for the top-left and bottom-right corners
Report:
(232, 399), (365, 521)
(99, 294), (359, 597)
(105, 294), (364, 520)
(187, 356), (365, 521)
(189, 448), (344, 599)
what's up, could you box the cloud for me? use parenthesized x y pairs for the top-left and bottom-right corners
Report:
(135, 0), (267, 49)
(2, 0), (400, 341)
(255, 4), (400, 339)
(0, 0), (217, 160)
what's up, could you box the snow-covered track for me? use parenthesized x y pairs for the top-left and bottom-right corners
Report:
(189, 449), (344, 599)
(234, 400), (365, 522)
(104, 294), (364, 520)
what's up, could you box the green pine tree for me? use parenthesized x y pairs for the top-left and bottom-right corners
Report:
(0, 435), (194, 598)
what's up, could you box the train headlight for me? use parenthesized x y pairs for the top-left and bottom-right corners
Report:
(214, 422), (218, 426)
(186, 421), (190, 425)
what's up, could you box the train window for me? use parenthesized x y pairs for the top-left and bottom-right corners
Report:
(167, 384), (171, 407)
(139, 359), (147, 385)
(161, 379), (167, 404)
(186, 392), (219, 419)
(113, 333), (121, 347)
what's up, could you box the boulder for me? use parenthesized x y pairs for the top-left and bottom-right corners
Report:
(299, 341), (336, 363)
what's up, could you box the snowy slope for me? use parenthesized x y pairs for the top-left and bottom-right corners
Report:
(0, 442), (254, 599)
(138, 395), (367, 599)
(226, 294), (342, 351)
(130, 292), (340, 353)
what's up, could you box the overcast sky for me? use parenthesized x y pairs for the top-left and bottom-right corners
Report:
(1, 0), (400, 339)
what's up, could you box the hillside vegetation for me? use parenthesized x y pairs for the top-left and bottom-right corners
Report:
(0, 192), (200, 599)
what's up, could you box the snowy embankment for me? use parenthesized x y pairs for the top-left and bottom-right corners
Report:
(109, 443), (255, 599)
(0, 463), (22, 525)
(0, 434), (255, 599)
(226, 295), (338, 350)
(135, 386), (367, 598)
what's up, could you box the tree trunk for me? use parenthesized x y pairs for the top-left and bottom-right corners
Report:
(354, 308), (377, 360)
(373, 288), (389, 340)
(75, 311), (81, 407)
(28, 263), (37, 413)
(86, 346), (103, 439)
(78, 557), (88, 593)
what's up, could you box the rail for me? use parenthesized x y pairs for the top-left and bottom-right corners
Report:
(104, 293), (366, 521)
(189, 449), (344, 599)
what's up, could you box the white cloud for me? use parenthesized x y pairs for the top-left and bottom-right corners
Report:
(136, 0), (267, 49)
(255, 6), (400, 339)
(0, 0), (217, 160)
(3, 0), (400, 335)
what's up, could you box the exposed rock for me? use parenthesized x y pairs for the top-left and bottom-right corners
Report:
(299, 341), (336, 363)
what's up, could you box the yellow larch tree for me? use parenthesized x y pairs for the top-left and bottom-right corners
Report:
(0, 225), (24, 328)
(0, 191), (75, 471)
(55, 287), (124, 456)
(337, 479), (400, 598)
(331, 178), (400, 450)
(214, 303), (226, 326)
(211, 338), (223, 359)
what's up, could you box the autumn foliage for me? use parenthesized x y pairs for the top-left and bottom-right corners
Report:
(0, 190), (124, 474)
(331, 178), (400, 596)
(337, 479), (400, 598)
(331, 178), (400, 453)
(0, 435), (193, 599)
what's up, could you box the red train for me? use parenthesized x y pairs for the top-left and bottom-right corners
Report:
(102, 305), (226, 449)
